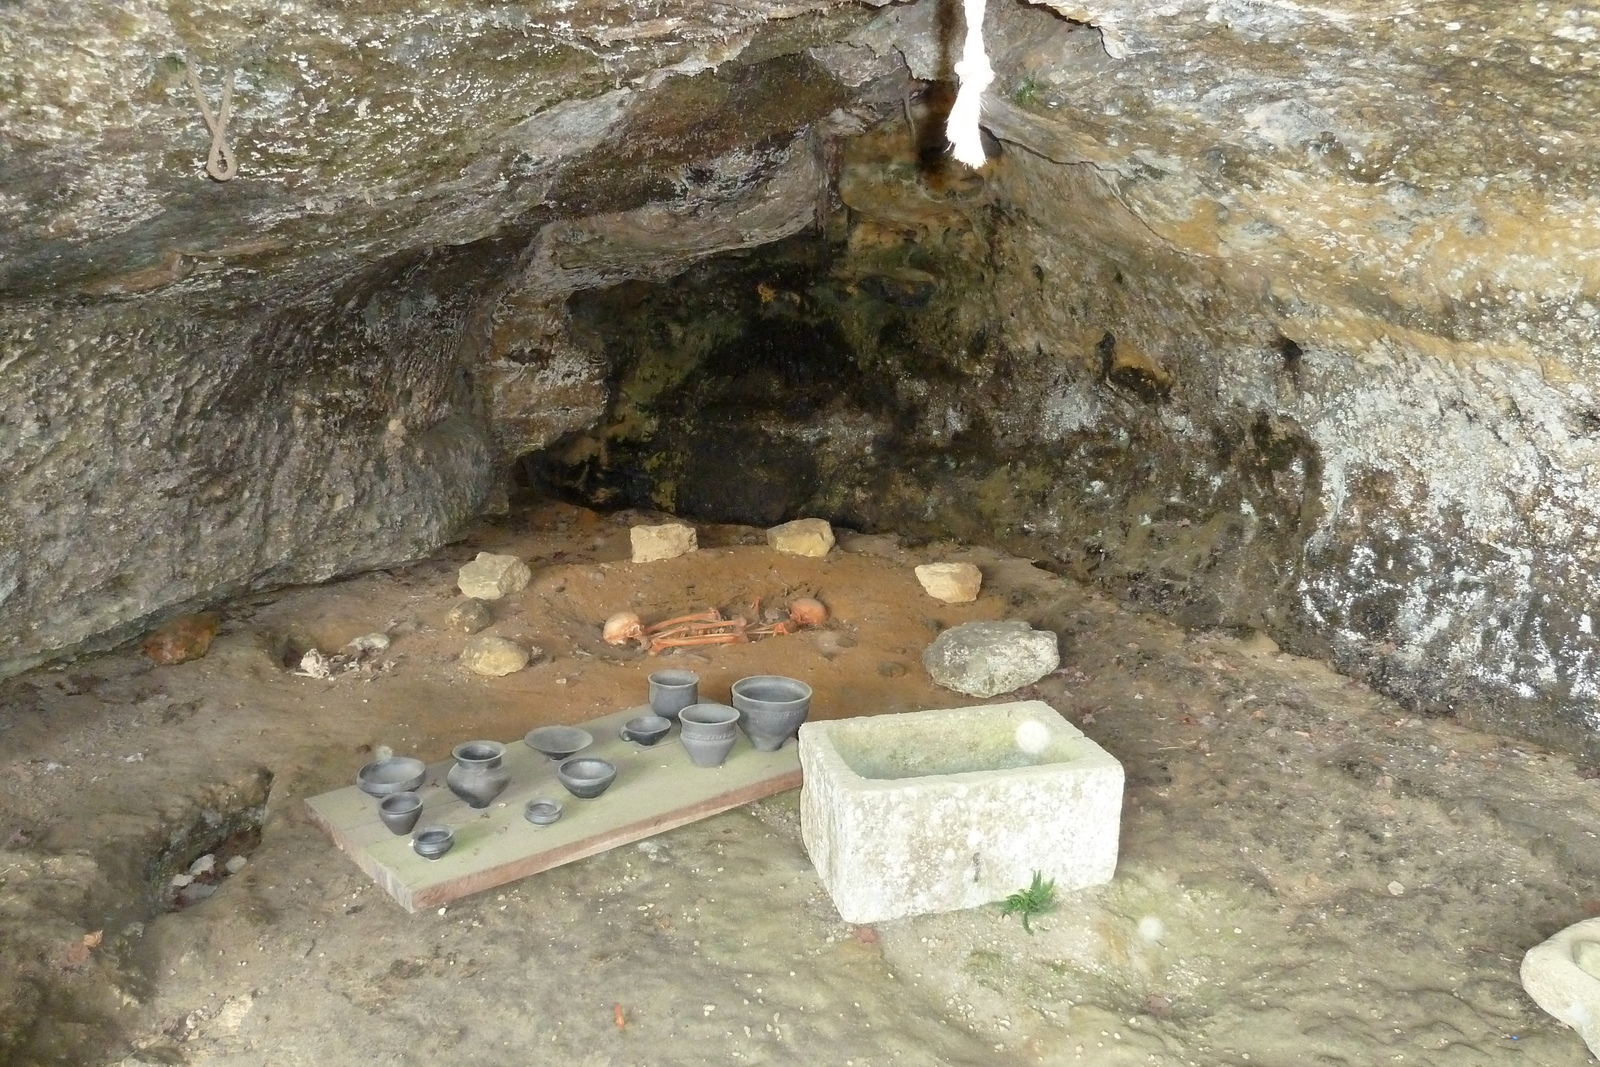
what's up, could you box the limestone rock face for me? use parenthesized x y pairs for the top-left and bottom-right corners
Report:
(631, 523), (698, 563)
(767, 519), (836, 557)
(460, 635), (531, 677)
(922, 621), (1060, 698)
(914, 563), (982, 604)
(457, 553), (532, 601)
(540, 0), (1600, 754)
(856, 0), (1600, 751)
(0, 0), (893, 677)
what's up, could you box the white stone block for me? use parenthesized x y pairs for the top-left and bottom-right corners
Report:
(1521, 916), (1600, 1060)
(767, 518), (835, 557)
(914, 561), (983, 603)
(799, 700), (1123, 924)
(630, 522), (698, 562)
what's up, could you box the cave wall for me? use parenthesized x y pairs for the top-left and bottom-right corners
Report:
(0, 0), (898, 677)
(534, 0), (1600, 758)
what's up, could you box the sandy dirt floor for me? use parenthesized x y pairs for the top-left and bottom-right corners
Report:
(2, 502), (1598, 1066)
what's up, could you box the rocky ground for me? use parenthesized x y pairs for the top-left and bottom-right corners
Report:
(1, 502), (1597, 1066)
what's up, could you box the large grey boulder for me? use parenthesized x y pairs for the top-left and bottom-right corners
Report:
(922, 620), (1060, 698)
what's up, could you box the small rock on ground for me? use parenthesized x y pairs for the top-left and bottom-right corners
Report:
(142, 614), (221, 666)
(914, 562), (983, 603)
(447, 598), (494, 634)
(460, 635), (532, 676)
(457, 552), (532, 600)
(768, 518), (835, 557)
(922, 620), (1060, 697)
(631, 523), (698, 563)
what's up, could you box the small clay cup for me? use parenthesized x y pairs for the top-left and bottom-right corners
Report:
(356, 756), (426, 797)
(524, 797), (563, 825)
(731, 675), (812, 752)
(557, 757), (617, 799)
(524, 725), (594, 762)
(648, 669), (700, 720)
(378, 791), (423, 835)
(621, 713), (672, 746)
(412, 825), (455, 860)
(678, 703), (739, 768)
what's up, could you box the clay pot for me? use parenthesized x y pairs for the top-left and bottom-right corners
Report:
(731, 675), (812, 752)
(378, 791), (423, 835)
(557, 757), (617, 799)
(678, 703), (739, 768)
(447, 741), (511, 808)
(648, 669), (700, 720)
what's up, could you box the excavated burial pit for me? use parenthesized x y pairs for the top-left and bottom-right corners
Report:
(142, 771), (271, 914)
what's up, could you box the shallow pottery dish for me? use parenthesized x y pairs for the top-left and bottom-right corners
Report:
(557, 757), (617, 799)
(523, 797), (564, 825)
(412, 825), (455, 860)
(356, 756), (427, 797)
(524, 725), (594, 762)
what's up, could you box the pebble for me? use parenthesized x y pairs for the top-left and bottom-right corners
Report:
(189, 854), (216, 876)
(1387, 881), (1406, 896)
(630, 522), (698, 563)
(345, 632), (391, 652)
(457, 552), (532, 600)
(225, 856), (248, 875)
(766, 518), (835, 557)
(170, 873), (194, 887)
(446, 598), (494, 634)
(914, 561), (983, 603)
(460, 635), (532, 677)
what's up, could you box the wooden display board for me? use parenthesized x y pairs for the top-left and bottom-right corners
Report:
(305, 707), (802, 912)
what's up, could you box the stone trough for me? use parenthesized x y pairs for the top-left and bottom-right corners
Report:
(798, 700), (1123, 924)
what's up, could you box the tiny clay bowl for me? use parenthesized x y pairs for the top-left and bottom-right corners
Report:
(524, 725), (594, 762)
(524, 797), (564, 826)
(557, 757), (617, 800)
(621, 713), (672, 746)
(411, 825), (455, 860)
(356, 756), (427, 797)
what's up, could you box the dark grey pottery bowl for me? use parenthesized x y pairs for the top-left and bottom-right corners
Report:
(524, 725), (594, 761)
(378, 791), (423, 835)
(412, 825), (455, 860)
(557, 757), (617, 799)
(357, 756), (427, 797)
(731, 675), (812, 752)
(524, 797), (564, 825)
(621, 714), (672, 746)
